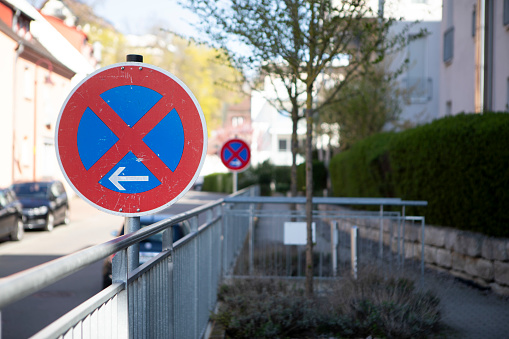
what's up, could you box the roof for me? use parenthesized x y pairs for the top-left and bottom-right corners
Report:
(42, 13), (87, 52)
(0, 18), (75, 79)
(4, 0), (94, 76)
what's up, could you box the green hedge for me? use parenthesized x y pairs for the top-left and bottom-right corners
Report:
(202, 163), (291, 195)
(297, 161), (328, 193)
(329, 112), (509, 237)
(202, 173), (233, 193)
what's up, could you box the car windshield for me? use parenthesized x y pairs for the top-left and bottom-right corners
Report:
(13, 183), (50, 198)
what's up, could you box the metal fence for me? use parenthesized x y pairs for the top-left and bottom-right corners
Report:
(224, 196), (428, 281)
(0, 187), (255, 339)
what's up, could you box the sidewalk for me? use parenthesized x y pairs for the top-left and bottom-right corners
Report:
(422, 269), (509, 338)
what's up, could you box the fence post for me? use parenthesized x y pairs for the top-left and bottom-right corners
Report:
(190, 216), (199, 339)
(351, 226), (359, 280)
(162, 228), (174, 338)
(379, 205), (384, 263)
(421, 217), (425, 277)
(331, 221), (338, 277)
(401, 206), (406, 269)
(249, 203), (254, 275)
(112, 249), (129, 338)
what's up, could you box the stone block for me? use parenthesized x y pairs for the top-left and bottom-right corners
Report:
(455, 232), (482, 257)
(425, 226), (446, 248)
(463, 257), (494, 281)
(490, 283), (509, 296)
(494, 261), (509, 286)
(482, 238), (508, 261)
(450, 269), (473, 281)
(436, 248), (452, 268)
(424, 245), (437, 264)
(404, 242), (417, 259)
(403, 223), (420, 242)
(444, 230), (458, 250)
(452, 252), (466, 272)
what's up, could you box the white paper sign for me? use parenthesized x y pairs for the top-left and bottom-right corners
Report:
(284, 222), (316, 245)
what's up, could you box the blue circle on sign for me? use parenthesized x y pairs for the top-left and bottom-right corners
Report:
(77, 85), (185, 194)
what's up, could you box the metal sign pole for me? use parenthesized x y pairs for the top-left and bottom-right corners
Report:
(125, 216), (141, 271)
(233, 171), (238, 193)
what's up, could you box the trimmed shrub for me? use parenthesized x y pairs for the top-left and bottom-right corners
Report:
(202, 163), (291, 195)
(202, 173), (232, 193)
(273, 166), (291, 193)
(329, 112), (509, 237)
(297, 161), (328, 193)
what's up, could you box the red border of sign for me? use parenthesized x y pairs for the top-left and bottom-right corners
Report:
(55, 63), (207, 216)
(220, 138), (251, 172)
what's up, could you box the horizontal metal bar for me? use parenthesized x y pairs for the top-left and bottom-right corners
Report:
(224, 196), (427, 206)
(405, 216), (426, 221)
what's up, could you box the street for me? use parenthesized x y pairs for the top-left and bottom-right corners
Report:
(0, 190), (225, 338)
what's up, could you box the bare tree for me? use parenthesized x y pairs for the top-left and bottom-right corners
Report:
(184, 0), (423, 296)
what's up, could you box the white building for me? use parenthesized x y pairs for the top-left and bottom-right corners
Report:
(382, 0), (443, 127)
(440, 0), (509, 116)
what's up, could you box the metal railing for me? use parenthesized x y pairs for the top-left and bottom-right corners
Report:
(0, 187), (256, 339)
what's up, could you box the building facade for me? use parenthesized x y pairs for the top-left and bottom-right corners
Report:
(0, 0), (94, 188)
(440, 0), (509, 116)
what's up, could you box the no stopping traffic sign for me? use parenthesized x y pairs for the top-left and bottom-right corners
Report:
(56, 62), (207, 216)
(220, 138), (251, 172)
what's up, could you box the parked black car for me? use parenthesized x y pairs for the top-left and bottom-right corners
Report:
(102, 214), (191, 288)
(0, 187), (24, 241)
(12, 180), (70, 232)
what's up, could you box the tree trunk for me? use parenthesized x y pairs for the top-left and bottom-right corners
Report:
(305, 105), (314, 297)
(291, 105), (299, 198)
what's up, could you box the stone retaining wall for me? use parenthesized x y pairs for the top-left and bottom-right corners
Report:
(324, 206), (509, 296)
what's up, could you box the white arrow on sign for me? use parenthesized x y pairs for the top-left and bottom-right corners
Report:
(109, 167), (149, 191)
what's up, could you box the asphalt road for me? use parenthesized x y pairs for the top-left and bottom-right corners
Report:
(0, 190), (226, 338)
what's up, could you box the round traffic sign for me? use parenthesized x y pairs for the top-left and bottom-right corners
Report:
(220, 138), (251, 172)
(56, 62), (207, 216)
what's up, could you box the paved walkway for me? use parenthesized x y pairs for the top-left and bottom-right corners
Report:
(421, 270), (509, 338)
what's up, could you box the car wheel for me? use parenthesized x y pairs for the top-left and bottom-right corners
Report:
(45, 213), (55, 232)
(10, 218), (24, 241)
(63, 207), (70, 225)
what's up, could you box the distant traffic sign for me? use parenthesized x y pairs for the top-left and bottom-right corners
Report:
(220, 138), (251, 172)
(56, 62), (207, 216)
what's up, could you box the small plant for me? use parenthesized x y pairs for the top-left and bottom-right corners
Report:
(324, 271), (441, 338)
(213, 271), (441, 338)
(214, 278), (319, 338)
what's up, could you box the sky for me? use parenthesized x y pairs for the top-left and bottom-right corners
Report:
(34, 0), (199, 37)
(86, 0), (198, 36)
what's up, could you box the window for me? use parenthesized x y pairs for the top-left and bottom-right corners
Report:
(504, 0), (509, 26)
(407, 35), (430, 103)
(443, 28), (454, 63)
(446, 101), (452, 116)
(278, 138), (288, 151)
(232, 116), (244, 127)
(444, 0), (454, 64)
